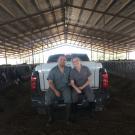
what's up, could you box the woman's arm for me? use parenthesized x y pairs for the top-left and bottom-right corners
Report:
(79, 77), (91, 90)
(70, 80), (82, 94)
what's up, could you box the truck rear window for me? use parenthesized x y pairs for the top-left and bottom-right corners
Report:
(47, 54), (90, 63)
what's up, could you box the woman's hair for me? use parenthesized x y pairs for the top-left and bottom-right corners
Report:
(71, 57), (81, 62)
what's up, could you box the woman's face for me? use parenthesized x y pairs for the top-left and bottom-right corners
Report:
(72, 58), (81, 68)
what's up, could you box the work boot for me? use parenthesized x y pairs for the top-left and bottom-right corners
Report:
(46, 105), (54, 126)
(89, 102), (96, 118)
(65, 103), (72, 125)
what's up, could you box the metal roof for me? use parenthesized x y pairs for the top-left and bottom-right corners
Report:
(0, 0), (135, 58)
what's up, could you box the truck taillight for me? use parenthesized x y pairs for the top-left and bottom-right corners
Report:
(31, 75), (37, 92)
(102, 72), (109, 89)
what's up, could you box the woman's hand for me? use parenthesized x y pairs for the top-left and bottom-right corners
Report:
(79, 86), (84, 90)
(76, 88), (82, 94)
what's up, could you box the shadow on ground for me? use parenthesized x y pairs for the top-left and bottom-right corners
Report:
(0, 74), (135, 135)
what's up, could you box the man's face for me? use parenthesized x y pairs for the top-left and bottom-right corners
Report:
(58, 56), (66, 67)
(72, 58), (81, 68)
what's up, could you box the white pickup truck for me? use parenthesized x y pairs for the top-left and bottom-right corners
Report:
(31, 54), (109, 113)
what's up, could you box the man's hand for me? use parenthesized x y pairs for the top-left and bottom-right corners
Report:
(54, 90), (61, 97)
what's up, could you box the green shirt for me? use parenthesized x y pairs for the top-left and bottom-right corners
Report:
(47, 65), (71, 90)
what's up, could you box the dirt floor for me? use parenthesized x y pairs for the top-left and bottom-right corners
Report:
(0, 74), (135, 135)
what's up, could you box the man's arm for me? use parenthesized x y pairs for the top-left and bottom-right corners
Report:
(70, 80), (81, 94)
(79, 67), (91, 90)
(48, 80), (61, 97)
(47, 69), (61, 97)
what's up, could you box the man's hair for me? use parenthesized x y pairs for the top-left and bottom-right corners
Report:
(57, 55), (66, 61)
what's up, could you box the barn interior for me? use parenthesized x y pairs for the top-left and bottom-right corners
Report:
(0, 0), (135, 135)
(1, 0), (135, 62)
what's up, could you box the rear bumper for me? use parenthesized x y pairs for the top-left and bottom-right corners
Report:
(94, 89), (110, 101)
(31, 96), (45, 108)
(93, 89), (110, 111)
(31, 89), (110, 111)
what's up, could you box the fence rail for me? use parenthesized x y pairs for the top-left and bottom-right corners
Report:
(101, 60), (135, 80)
